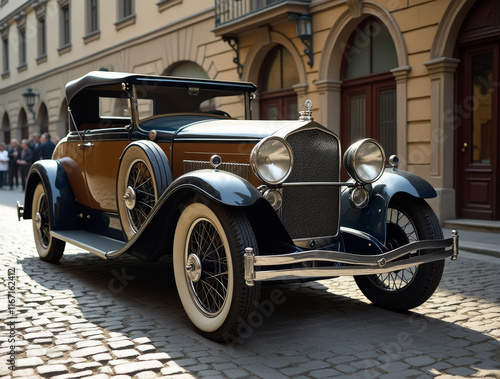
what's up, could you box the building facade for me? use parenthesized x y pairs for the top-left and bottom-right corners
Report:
(0, 0), (498, 222)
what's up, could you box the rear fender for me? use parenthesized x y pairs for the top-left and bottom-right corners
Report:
(23, 160), (79, 230)
(340, 169), (437, 246)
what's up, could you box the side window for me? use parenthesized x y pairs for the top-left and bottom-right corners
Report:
(99, 97), (130, 119)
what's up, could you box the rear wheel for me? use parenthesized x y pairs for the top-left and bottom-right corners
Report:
(32, 183), (65, 263)
(355, 194), (444, 311)
(173, 197), (260, 342)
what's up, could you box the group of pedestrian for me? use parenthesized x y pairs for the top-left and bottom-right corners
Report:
(0, 132), (57, 191)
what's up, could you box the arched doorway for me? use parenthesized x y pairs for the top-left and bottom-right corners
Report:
(259, 45), (299, 120)
(19, 109), (28, 140)
(340, 17), (398, 156)
(455, 0), (500, 220)
(2, 113), (10, 143)
(38, 103), (49, 134)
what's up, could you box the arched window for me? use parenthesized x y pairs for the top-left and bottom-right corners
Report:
(341, 17), (398, 156)
(164, 61), (209, 79)
(259, 45), (299, 120)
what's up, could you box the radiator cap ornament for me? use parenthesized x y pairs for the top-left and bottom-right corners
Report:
(299, 99), (314, 121)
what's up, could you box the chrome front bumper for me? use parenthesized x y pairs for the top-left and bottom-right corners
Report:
(244, 230), (459, 286)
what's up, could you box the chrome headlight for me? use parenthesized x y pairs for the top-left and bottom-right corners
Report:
(251, 137), (293, 185)
(343, 138), (386, 183)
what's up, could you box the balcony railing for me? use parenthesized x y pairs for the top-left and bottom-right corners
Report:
(214, 0), (310, 27)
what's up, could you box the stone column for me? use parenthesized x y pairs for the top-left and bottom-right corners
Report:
(424, 57), (460, 222)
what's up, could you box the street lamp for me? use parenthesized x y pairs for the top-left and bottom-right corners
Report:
(289, 12), (313, 67)
(22, 88), (38, 119)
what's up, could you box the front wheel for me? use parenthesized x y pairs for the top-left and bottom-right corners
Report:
(173, 197), (260, 342)
(32, 183), (65, 263)
(355, 194), (444, 311)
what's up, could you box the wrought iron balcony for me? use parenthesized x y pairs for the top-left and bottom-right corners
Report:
(214, 0), (310, 28)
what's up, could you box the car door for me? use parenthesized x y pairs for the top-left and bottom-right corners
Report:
(81, 127), (130, 212)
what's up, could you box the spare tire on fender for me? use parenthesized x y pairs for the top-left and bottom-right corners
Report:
(116, 140), (172, 240)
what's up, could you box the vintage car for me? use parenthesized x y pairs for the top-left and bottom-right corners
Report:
(18, 71), (458, 342)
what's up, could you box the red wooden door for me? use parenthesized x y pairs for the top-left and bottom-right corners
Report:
(455, 44), (499, 219)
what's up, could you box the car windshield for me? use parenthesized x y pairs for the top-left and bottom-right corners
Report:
(132, 83), (250, 122)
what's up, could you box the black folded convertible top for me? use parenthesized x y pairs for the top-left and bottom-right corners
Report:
(65, 71), (257, 106)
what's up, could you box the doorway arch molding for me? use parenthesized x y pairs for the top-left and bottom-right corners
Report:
(317, 1), (409, 165)
(242, 26), (308, 118)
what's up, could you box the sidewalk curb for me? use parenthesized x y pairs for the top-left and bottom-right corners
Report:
(459, 241), (500, 259)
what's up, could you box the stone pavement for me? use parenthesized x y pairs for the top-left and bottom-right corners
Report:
(1, 186), (499, 379)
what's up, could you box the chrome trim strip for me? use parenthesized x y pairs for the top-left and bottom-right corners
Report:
(244, 232), (459, 285)
(282, 182), (353, 187)
(451, 229), (459, 260)
(183, 160), (250, 180)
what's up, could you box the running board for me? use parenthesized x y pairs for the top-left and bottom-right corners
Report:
(51, 230), (126, 259)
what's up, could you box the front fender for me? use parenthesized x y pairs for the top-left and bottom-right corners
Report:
(164, 169), (263, 206)
(23, 160), (78, 230)
(126, 169), (269, 261)
(340, 169), (437, 245)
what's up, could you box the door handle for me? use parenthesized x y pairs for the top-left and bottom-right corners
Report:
(78, 142), (94, 150)
(461, 143), (467, 153)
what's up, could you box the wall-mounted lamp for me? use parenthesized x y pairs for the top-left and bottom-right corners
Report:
(289, 12), (313, 68)
(22, 88), (39, 119)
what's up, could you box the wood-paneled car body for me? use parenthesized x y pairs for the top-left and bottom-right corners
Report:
(18, 71), (459, 341)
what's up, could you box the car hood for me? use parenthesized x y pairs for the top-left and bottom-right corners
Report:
(173, 118), (321, 142)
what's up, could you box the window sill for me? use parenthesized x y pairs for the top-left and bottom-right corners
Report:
(57, 43), (72, 55)
(83, 30), (100, 44)
(1, 70), (10, 79)
(17, 63), (27, 73)
(157, 0), (182, 12)
(115, 14), (136, 31)
(36, 54), (47, 65)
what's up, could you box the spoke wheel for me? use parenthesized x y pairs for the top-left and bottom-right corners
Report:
(369, 209), (419, 293)
(117, 141), (171, 240)
(124, 159), (156, 233)
(32, 183), (65, 262)
(355, 194), (445, 311)
(173, 197), (260, 342)
(186, 218), (230, 317)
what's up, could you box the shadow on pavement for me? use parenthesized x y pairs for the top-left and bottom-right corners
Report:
(18, 250), (500, 378)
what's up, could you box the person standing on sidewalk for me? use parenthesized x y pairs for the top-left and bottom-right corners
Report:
(0, 142), (9, 189)
(38, 132), (56, 160)
(16, 139), (33, 191)
(7, 138), (21, 190)
(29, 133), (41, 164)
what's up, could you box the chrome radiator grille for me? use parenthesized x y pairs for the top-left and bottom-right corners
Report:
(282, 128), (340, 240)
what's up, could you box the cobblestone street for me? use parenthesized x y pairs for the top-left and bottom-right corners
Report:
(1, 188), (499, 379)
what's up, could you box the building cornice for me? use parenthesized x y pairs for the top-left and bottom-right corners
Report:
(0, 0), (37, 25)
(0, 6), (215, 94)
